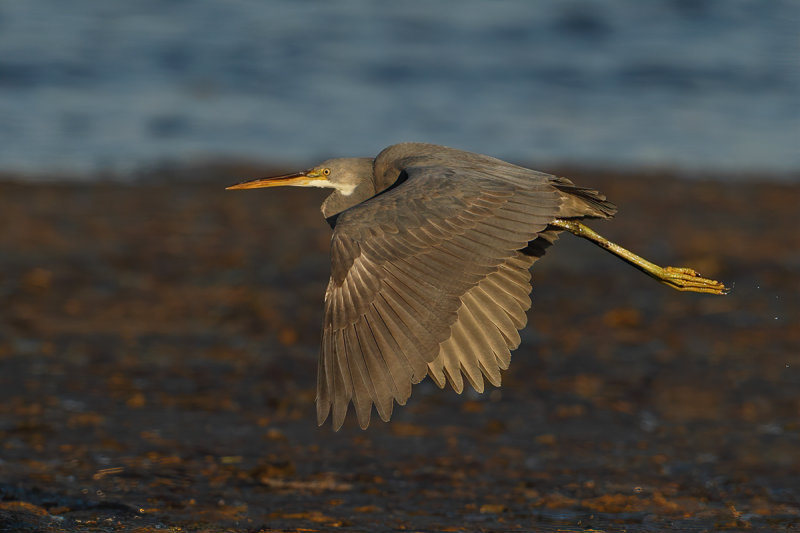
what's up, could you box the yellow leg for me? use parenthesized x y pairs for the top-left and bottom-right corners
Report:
(551, 219), (728, 295)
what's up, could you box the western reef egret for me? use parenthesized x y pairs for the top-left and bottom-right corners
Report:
(228, 143), (727, 430)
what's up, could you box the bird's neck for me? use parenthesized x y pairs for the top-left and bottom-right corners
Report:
(373, 142), (450, 188)
(321, 158), (380, 221)
(321, 149), (427, 220)
(321, 180), (376, 220)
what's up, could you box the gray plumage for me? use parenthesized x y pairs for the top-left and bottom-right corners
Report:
(228, 142), (726, 430)
(315, 143), (613, 430)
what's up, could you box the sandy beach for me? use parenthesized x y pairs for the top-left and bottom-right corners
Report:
(1, 167), (798, 531)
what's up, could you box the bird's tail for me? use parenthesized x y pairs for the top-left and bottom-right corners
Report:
(551, 176), (618, 219)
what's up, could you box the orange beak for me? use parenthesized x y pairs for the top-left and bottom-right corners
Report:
(226, 170), (325, 190)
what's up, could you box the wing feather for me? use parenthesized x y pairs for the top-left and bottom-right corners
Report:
(331, 330), (353, 429)
(439, 339), (465, 394)
(462, 291), (511, 369)
(372, 295), (433, 378)
(363, 308), (413, 402)
(451, 325), (484, 393)
(473, 285), (522, 348)
(317, 158), (599, 428)
(342, 326), (374, 429)
(354, 320), (395, 421)
(429, 251), (537, 393)
(460, 303), (503, 388)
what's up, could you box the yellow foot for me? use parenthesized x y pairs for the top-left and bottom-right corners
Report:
(550, 219), (729, 296)
(659, 266), (729, 295)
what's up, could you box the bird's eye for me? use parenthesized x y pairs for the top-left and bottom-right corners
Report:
(322, 168), (331, 176)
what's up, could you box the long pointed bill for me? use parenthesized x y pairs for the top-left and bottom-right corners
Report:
(226, 171), (325, 190)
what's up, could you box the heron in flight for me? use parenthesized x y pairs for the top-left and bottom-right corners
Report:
(228, 143), (727, 430)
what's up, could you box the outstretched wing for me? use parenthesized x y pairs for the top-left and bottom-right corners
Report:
(318, 164), (563, 429)
(425, 231), (560, 394)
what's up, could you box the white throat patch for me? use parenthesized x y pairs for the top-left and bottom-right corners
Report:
(299, 178), (356, 196)
(333, 181), (357, 196)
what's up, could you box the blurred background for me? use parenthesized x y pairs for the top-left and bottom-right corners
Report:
(2, 2), (799, 531)
(0, 0), (798, 177)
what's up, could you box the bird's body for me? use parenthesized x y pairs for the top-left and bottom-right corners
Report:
(228, 143), (726, 430)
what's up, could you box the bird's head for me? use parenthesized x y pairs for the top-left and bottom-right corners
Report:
(227, 157), (376, 218)
(226, 157), (374, 197)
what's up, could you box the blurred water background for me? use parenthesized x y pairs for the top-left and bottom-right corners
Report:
(0, 0), (798, 179)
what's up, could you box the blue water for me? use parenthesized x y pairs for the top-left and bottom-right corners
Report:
(0, 1), (798, 178)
